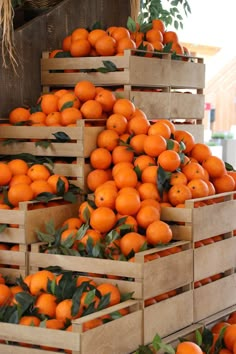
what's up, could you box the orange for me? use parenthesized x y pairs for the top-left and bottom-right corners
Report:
(182, 161), (206, 181)
(143, 134), (167, 157)
(62, 217), (82, 230)
(157, 150), (181, 172)
(112, 145), (134, 164)
(115, 189), (141, 215)
(146, 28), (163, 43)
(119, 232), (146, 257)
(228, 171), (236, 190)
(90, 206), (117, 233)
(88, 29), (107, 47)
(29, 270), (55, 296)
(95, 35), (116, 56)
(9, 107), (30, 124)
(96, 129), (119, 151)
(106, 113), (128, 135)
(58, 92), (80, 111)
(60, 107), (82, 126)
(163, 31), (179, 44)
(112, 162), (134, 177)
(170, 171), (188, 185)
(71, 28), (89, 41)
(152, 19), (165, 34)
(47, 174), (69, 194)
(127, 116), (150, 135)
(62, 35), (72, 51)
(34, 293), (57, 318)
(78, 200), (95, 223)
(154, 293), (169, 302)
(0, 284), (12, 306)
(94, 183), (118, 209)
(113, 167), (138, 189)
(40, 94), (59, 115)
(54, 89), (69, 98)
(80, 99), (103, 119)
(146, 220), (172, 245)
(0, 162), (12, 185)
(187, 179), (209, 198)
(90, 147), (112, 170)
(8, 183), (34, 207)
(174, 130), (195, 153)
(60, 228), (78, 245)
(116, 37), (136, 54)
(211, 321), (230, 334)
(45, 111), (62, 126)
(157, 119), (175, 135)
(170, 41), (184, 55)
(27, 164), (51, 181)
(49, 49), (63, 58)
(95, 89), (116, 112)
(134, 155), (156, 171)
(56, 298), (81, 323)
(113, 98), (136, 121)
(168, 184), (192, 206)
(19, 315), (40, 326)
(202, 156), (226, 178)
(141, 165), (158, 184)
(111, 27), (130, 41)
(212, 173), (235, 193)
(136, 205), (160, 229)
(86, 169), (110, 192)
(129, 134), (147, 154)
(29, 111), (46, 124)
(224, 324), (236, 351)
(77, 229), (102, 248)
(116, 214), (138, 233)
(148, 121), (171, 139)
(82, 318), (103, 332)
(190, 143), (212, 163)
(76, 276), (97, 288)
(74, 80), (96, 102)
(176, 341), (203, 354)
(70, 38), (91, 57)
(30, 180), (54, 197)
(137, 41), (154, 57)
(137, 182), (160, 201)
(96, 283), (121, 306)
(151, 40), (164, 51)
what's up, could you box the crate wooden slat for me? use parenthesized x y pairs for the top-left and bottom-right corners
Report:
(193, 273), (236, 322)
(0, 199), (79, 244)
(29, 241), (193, 301)
(0, 300), (142, 354)
(161, 192), (236, 242)
(41, 50), (205, 89)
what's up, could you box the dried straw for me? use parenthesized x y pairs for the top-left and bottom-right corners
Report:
(130, 0), (140, 22)
(0, 0), (18, 72)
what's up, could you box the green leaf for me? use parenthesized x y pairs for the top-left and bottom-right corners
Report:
(139, 22), (152, 33)
(213, 326), (227, 354)
(35, 141), (51, 149)
(120, 291), (134, 302)
(45, 219), (57, 235)
(15, 292), (35, 318)
(54, 51), (72, 58)
(52, 132), (71, 142)
(96, 293), (111, 311)
(201, 327), (214, 353)
(56, 178), (66, 196)
(225, 161), (235, 171)
(135, 345), (153, 354)
(35, 192), (57, 203)
(127, 16), (137, 32)
(195, 329), (203, 346)
(0, 224), (8, 233)
(60, 101), (74, 111)
(96, 61), (117, 73)
(157, 165), (172, 197)
(36, 230), (56, 244)
(166, 139), (175, 150)
(60, 232), (75, 248)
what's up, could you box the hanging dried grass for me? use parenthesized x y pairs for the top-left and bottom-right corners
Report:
(0, 0), (18, 72)
(130, 0), (140, 22)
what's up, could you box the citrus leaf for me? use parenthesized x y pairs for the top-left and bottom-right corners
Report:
(0, 224), (8, 233)
(75, 223), (90, 241)
(120, 291), (134, 302)
(15, 292), (35, 318)
(35, 141), (51, 148)
(54, 51), (71, 58)
(45, 219), (57, 235)
(35, 192), (57, 203)
(63, 191), (78, 204)
(56, 178), (66, 196)
(157, 165), (172, 197)
(225, 161), (235, 171)
(96, 293), (111, 311)
(60, 101), (74, 111)
(36, 230), (56, 244)
(195, 329), (203, 346)
(52, 132), (71, 142)
(127, 16), (137, 32)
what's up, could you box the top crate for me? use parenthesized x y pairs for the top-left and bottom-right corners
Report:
(41, 50), (205, 90)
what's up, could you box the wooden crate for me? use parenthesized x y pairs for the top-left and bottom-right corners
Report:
(0, 299), (143, 354)
(199, 304), (236, 328)
(29, 241), (193, 301)
(193, 271), (236, 322)
(0, 199), (79, 245)
(0, 120), (104, 190)
(0, 245), (28, 281)
(161, 192), (236, 243)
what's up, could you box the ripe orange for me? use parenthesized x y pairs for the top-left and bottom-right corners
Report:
(170, 171), (188, 185)
(168, 184), (192, 206)
(187, 179), (209, 198)
(116, 37), (136, 54)
(62, 35), (72, 51)
(111, 26), (130, 41)
(202, 156), (226, 178)
(74, 80), (96, 102)
(70, 38), (91, 57)
(60, 107), (82, 126)
(34, 293), (57, 318)
(30, 180), (54, 197)
(95, 35), (116, 56)
(9, 174), (32, 187)
(136, 205), (160, 229)
(127, 116), (150, 135)
(112, 145), (134, 164)
(106, 113), (128, 135)
(62, 217), (83, 230)
(190, 143), (212, 163)
(112, 161), (134, 177)
(71, 27), (89, 41)
(224, 324), (236, 351)
(80, 99), (103, 119)
(0, 284), (12, 306)
(27, 164), (51, 181)
(96, 283), (121, 306)
(29, 270), (55, 296)
(78, 200), (95, 223)
(158, 150), (181, 172)
(175, 341), (203, 354)
(78, 229), (102, 247)
(47, 174), (69, 193)
(141, 165), (158, 184)
(8, 183), (34, 207)
(152, 19), (165, 34)
(182, 161), (206, 181)
(90, 206), (116, 233)
(19, 315), (40, 326)
(113, 167), (138, 189)
(174, 130), (195, 153)
(45, 111), (62, 126)
(113, 98), (136, 121)
(148, 121), (171, 139)
(9, 107), (30, 124)
(138, 182), (160, 201)
(0, 162), (12, 185)
(134, 154), (156, 171)
(163, 31), (179, 44)
(146, 28), (163, 43)
(212, 173), (235, 193)
(90, 147), (112, 170)
(95, 89), (116, 112)
(119, 232), (147, 257)
(94, 183), (118, 209)
(86, 169), (110, 192)
(58, 92), (80, 111)
(29, 111), (46, 124)
(146, 220), (172, 245)
(143, 134), (167, 157)
(130, 134), (148, 154)
(56, 298), (81, 323)
(115, 189), (141, 215)
(211, 321), (230, 334)
(96, 129), (119, 151)
(40, 94), (59, 115)
(88, 29), (107, 47)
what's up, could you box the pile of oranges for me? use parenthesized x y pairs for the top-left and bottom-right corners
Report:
(0, 269), (129, 351)
(50, 18), (189, 58)
(0, 159), (69, 208)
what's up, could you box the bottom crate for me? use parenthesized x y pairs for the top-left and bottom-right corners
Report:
(194, 271), (236, 322)
(0, 300), (142, 354)
(143, 287), (193, 344)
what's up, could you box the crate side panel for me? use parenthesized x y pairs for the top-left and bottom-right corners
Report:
(171, 93), (205, 119)
(144, 291), (193, 344)
(171, 61), (205, 89)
